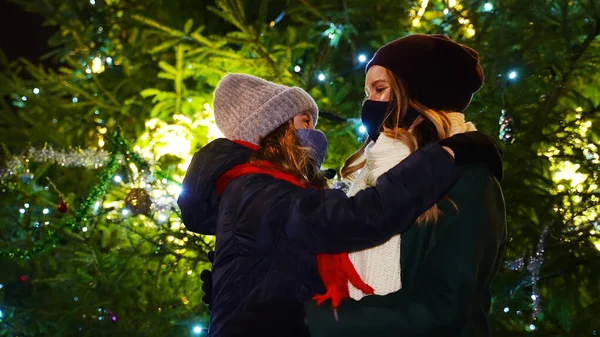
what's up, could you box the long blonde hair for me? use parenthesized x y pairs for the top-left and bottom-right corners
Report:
(341, 69), (456, 225)
(251, 120), (327, 189)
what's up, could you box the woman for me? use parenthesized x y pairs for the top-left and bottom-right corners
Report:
(178, 73), (499, 337)
(305, 34), (506, 337)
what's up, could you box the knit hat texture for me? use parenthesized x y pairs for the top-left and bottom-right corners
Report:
(366, 34), (484, 112)
(213, 73), (319, 145)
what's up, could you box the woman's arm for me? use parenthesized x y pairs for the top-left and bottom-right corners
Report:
(305, 165), (507, 337)
(285, 142), (461, 254)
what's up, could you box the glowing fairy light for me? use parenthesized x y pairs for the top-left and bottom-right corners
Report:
(553, 161), (588, 188)
(91, 57), (105, 74)
(358, 54), (368, 63)
(157, 213), (168, 223)
(411, 0), (429, 27)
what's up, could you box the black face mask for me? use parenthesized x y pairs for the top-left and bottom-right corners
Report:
(360, 100), (420, 141)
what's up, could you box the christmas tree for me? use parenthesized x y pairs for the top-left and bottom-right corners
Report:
(1, 0), (599, 336)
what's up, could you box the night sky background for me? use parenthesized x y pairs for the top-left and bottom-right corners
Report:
(0, 0), (56, 65)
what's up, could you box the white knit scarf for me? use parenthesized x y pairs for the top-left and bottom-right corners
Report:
(347, 113), (477, 300)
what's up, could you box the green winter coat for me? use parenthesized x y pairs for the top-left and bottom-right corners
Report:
(305, 163), (507, 337)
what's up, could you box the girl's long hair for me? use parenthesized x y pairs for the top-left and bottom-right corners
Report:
(251, 120), (327, 189)
(341, 69), (456, 225)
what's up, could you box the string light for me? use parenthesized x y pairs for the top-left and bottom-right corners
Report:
(504, 307), (510, 313)
(294, 65), (301, 73)
(483, 2), (494, 11)
(82, 227), (88, 232)
(411, 0), (429, 27)
(157, 213), (168, 223)
(317, 73), (326, 82)
(106, 57), (113, 65)
(443, 8), (449, 14)
(90, 0), (96, 4)
(21, 96), (27, 101)
(72, 97), (79, 103)
(33, 88), (40, 94)
(529, 324), (536, 331)
(509, 71), (518, 79)
(19, 208), (26, 214)
(92, 57), (105, 74)
(358, 125), (367, 134)
(42, 208), (50, 215)
(193, 326), (203, 334)
(358, 54), (368, 63)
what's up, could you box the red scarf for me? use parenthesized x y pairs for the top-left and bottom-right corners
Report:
(216, 140), (374, 310)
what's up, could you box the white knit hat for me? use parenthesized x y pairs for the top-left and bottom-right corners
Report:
(213, 73), (319, 144)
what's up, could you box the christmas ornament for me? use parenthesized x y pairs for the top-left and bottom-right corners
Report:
(528, 225), (549, 320)
(499, 109), (515, 144)
(20, 172), (34, 184)
(58, 201), (69, 213)
(125, 188), (152, 216)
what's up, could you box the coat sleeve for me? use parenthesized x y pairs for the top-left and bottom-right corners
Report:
(285, 142), (461, 254)
(305, 165), (507, 337)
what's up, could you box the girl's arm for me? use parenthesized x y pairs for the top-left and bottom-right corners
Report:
(305, 165), (507, 336)
(285, 142), (460, 253)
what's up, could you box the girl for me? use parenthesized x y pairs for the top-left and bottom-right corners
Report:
(178, 73), (499, 337)
(306, 34), (506, 337)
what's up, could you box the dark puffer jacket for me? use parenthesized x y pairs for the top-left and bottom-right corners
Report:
(305, 163), (506, 337)
(177, 138), (461, 337)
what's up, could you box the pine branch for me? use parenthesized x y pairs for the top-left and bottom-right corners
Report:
(130, 14), (186, 37)
(543, 12), (600, 113)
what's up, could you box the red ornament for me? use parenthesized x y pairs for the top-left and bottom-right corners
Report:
(58, 202), (68, 213)
(19, 275), (30, 282)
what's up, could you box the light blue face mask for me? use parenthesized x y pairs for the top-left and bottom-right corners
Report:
(295, 128), (328, 168)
